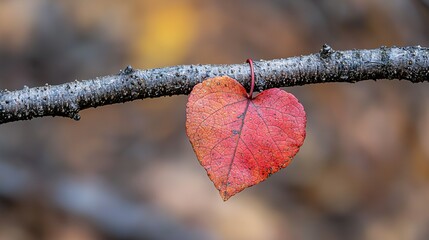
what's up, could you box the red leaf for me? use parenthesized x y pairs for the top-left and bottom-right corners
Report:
(186, 76), (306, 200)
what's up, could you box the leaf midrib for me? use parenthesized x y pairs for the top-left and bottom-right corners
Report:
(224, 98), (251, 196)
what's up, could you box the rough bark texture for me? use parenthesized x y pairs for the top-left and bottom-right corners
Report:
(0, 45), (428, 124)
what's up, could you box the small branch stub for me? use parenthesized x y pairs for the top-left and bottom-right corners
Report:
(320, 44), (334, 58)
(121, 65), (134, 75)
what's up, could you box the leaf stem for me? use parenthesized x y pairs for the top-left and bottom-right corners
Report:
(246, 58), (256, 99)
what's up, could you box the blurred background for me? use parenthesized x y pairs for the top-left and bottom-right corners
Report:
(0, 0), (429, 239)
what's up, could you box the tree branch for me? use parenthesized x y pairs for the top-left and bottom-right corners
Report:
(1, 45), (428, 124)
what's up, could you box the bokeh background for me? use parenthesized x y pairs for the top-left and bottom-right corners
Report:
(0, 0), (429, 239)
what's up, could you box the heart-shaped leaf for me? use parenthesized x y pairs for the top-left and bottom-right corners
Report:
(186, 76), (306, 200)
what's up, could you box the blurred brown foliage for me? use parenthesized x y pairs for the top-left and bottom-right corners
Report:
(0, 0), (429, 240)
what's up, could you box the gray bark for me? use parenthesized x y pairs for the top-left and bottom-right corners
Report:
(0, 45), (428, 124)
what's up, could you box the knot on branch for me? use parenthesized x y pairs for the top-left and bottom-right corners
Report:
(120, 65), (134, 75)
(320, 44), (334, 59)
(69, 112), (81, 121)
(65, 102), (81, 121)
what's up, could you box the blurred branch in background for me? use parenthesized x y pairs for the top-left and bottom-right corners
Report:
(0, 45), (428, 125)
(0, 162), (212, 240)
